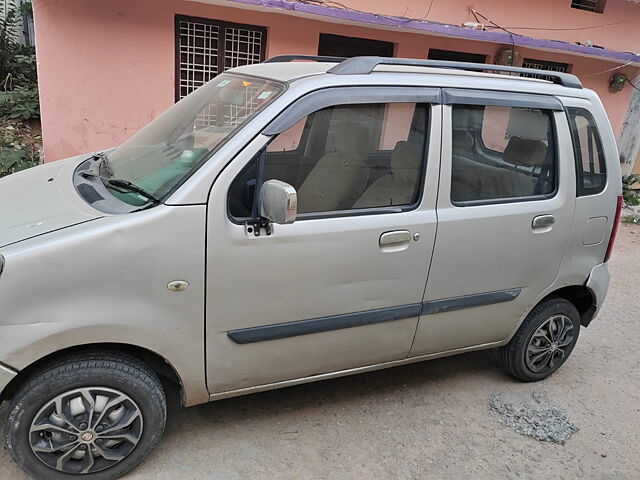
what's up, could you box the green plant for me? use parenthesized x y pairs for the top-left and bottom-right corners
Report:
(0, 2), (37, 89)
(0, 147), (37, 176)
(0, 85), (39, 119)
(622, 174), (640, 206)
(0, 2), (39, 122)
(623, 192), (640, 206)
(622, 214), (640, 225)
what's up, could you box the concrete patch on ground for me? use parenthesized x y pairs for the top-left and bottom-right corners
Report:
(489, 392), (578, 445)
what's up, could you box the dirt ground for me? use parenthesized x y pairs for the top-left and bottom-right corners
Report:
(2, 225), (640, 480)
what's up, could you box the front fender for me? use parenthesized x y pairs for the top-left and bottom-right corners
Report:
(0, 204), (209, 406)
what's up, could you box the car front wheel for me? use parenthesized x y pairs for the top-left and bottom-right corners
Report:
(5, 351), (166, 480)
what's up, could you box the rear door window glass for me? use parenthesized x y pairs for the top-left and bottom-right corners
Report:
(567, 108), (607, 196)
(451, 105), (557, 204)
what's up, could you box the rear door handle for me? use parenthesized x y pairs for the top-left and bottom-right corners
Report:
(532, 214), (555, 229)
(379, 230), (411, 248)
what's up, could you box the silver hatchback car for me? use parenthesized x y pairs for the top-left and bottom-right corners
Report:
(0, 56), (622, 479)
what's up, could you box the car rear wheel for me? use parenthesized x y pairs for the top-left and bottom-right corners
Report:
(500, 297), (581, 382)
(5, 351), (166, 480)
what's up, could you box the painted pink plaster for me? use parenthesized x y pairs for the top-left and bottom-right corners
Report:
(332, 0), (640, 54)
(32, 0), (640, 162)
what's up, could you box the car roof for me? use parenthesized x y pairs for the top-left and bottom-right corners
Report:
(228, 56), (589, 97)
(230, 61), (339, 82)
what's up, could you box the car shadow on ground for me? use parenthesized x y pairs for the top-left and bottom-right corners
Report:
(161, 348), (507, 437)
(0, 348), (511, 479)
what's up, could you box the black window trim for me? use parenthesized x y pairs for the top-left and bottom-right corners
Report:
(264, 86), (441, 135)
(448, 102), (561, 208)
(566, 106), (607, 197)
(228, 96), (434, 224)
(442, 88), (564, 111)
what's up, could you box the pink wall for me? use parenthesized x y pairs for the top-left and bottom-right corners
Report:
(32, 0), (640, 161)
(335, 0), (640, 54)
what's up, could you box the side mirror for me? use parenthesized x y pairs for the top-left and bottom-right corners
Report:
(259, 179), (297, 224)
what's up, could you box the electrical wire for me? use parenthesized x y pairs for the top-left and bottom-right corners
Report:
(629, 82), (640, 92)
(470, 8), (518, 37)
(296, 0), (437, 24)
(399, 0), (437, 22)
(296, 0), (640, 74)
(473, 7), (640, 73)
(470, 8), (517, 66)
(484, 19), (640, 32)
(582, 61), (636, 77)
(421, 0), (436, 21)
(623, 74), (640, 92)
(298, 0), (639, 44)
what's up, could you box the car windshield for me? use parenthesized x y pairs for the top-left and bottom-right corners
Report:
(103, 73), (286, 205)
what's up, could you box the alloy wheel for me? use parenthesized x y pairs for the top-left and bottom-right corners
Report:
(28, 387), (143, 475)
(525, 314), (575, 373)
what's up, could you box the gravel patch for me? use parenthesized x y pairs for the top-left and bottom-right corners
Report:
(489, 392), (578, 445)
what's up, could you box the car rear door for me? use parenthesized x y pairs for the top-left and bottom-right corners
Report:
(410, 89), (576, 356)
(205, 88), (442, 394)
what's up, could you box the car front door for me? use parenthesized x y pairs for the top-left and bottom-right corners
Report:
(410, 90), (576, 356)
(206, 89), (441, 394)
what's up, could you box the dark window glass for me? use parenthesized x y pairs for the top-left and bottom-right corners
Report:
(317, 33), (394, 58)
(227, 154), (259, 218)
(229, 103), (429, 219)
(571, 0), (606, 13)
(451, 104), (557, 204)
(567, 108), (607, 196)
(427, 49), (486, 64)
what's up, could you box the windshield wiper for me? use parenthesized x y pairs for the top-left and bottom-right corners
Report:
(105, 178), (162, 205)
(79, 170), (161, 205)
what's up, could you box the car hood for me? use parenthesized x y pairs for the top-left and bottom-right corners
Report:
(0, 155), (104, 248)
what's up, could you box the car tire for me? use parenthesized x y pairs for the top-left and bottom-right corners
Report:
(5, 351), (166, 480)
(500, 296), (581, 382)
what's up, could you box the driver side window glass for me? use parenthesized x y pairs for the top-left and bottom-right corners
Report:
(228, 102), (429, 219)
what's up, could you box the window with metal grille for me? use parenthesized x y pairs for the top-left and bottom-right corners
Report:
(571, 0), (606, 13)
(175, 15), (266, 101)
(521, 59), (570, 83)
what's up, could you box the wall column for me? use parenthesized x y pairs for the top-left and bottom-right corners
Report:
(618, 79), (640, 175)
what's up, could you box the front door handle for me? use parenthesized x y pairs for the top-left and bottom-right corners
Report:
(532, 214), (555, 230)
(379, 230), (411, 247)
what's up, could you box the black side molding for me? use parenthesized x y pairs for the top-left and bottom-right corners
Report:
(227, 304), (421, 344)
(227, 288), (522, 344)
(421, 288), (522, 315)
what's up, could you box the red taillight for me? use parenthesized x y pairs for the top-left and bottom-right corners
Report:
(604, 195), (623, 262)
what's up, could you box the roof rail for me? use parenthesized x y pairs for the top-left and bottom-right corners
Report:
(264, 55), (347, 64)
(327, 56), (583, 89)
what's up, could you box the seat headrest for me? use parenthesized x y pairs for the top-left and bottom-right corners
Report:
(332, 122), (370, 156)
(391, 141), (422, 178)
(452, 130), (474, 152)
(503, 137), (548, 167)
